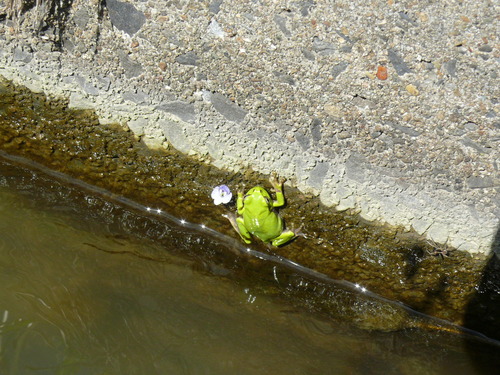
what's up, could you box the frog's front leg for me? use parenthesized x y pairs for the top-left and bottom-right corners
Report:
(236, 217), (252, 244)
(236, 191), (245, 214)
(271, 230), (296, 247)
(269, 173), (286, 208)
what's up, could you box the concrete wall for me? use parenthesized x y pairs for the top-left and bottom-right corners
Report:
(0, 0), (498, 253)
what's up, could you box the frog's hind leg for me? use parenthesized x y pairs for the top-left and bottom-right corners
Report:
(236, 217), (253, 244)
(223, 213), (252, 244)
(270, 230), (296, 247)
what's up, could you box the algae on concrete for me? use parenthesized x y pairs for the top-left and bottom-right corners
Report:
(0, 77), (494, 335)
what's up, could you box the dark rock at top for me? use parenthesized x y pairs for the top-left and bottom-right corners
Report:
(388, 48), (412, 76)
(209, 0), (223, 14)
(118, 51), (143, 78)
(309, 162), (330, 189)
(478, 44), (493, 53)
(310, 118), (322, 143)
(295, 132), (310, 151)
(331, 61), (348, 78)
(274, 15), (291, 37)
(13, 48), (32, 63)
(175, 52), (199, 66)
(467, 176), (495, 189)
(209, 92), (247, 124)
(156, 101), (196, 123)
(312, 37), (336, 55)
(106, 0), (146, 36)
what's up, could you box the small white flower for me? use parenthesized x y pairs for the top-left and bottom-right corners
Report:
(211, 185), (232, 205)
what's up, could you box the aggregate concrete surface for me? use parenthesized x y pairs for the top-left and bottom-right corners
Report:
(0, 0), (498, 253)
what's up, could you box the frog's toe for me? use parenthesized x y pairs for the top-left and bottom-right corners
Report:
(269, 172), (285, 189)
(271, 230), (296, 246)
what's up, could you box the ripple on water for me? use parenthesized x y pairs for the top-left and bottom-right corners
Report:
(0, 156), (499, 374)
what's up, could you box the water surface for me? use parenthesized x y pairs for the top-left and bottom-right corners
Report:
(0, 155), (498, 375)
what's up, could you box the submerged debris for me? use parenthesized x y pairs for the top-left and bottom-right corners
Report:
(426, 239), (455, 259)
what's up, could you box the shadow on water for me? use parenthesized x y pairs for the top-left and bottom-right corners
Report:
(464, 226), (500, 373)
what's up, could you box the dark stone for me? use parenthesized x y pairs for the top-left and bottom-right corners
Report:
(444, 59), (457, 77)
(106, 0), (146, 36)
(310, 118), (322, 143)
(175, 52), (199, 66)
(210, 93), (247, 124)
(391, 123), (421, 137)
(209, 0), (223, 14)
(274, 71), (295, 85)
(274, 15), (291, 37)
(122, 90), (149, 104)
(309, 162), (330, 189)
(74, 76), (99, 96)
(156, 101), (196, 123)
(298, 0), (316, 16)
(340, 44), (352, 53)
(301, 48), (315, 61)
(460, 137), (490, 154)
(118, 52), (143, 78)
(478, 44), (493, 53)
(13, 48), (32, 63)
(312, 37), (336, 55)
(295, 132), (310, 150)
(467, 176), (495, 189)
(72, 8), (90, 29)
(345, 153), (366, 183)
(331, 61), (348, 79)
(388, 48), (412, 76)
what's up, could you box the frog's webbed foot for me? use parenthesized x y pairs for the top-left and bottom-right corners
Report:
(290, 224), (307, 239)
(269, 172), (286, 192)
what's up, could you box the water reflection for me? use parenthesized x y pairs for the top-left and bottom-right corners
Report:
(0, 154), (499, 374)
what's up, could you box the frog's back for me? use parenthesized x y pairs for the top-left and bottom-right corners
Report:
(243, 207), (283, 242)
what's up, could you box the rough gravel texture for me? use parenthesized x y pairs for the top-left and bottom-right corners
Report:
(0, 0), (498, 253)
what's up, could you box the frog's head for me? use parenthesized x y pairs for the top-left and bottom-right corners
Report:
(244, 186), (272, 207)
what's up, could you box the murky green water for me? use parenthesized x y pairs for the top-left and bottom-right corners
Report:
(0, 155), (499, 375)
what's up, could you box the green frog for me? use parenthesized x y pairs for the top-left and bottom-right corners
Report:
(225, 174), (298, 246)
